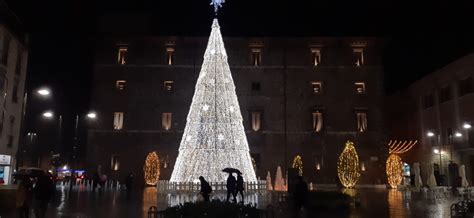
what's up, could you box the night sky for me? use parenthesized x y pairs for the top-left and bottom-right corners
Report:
(4, 0), (474, 155)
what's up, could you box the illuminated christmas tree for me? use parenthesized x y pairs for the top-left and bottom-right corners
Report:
(170, 19), (257, 183)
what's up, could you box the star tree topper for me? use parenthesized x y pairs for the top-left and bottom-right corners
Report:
(211, 0), (225, 14)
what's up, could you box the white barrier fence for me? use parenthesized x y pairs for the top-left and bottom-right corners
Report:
(157, 180), (267, 193)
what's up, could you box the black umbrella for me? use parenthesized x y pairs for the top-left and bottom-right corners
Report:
(222, 168), (241, 174)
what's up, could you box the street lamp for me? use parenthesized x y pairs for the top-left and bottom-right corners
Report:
(86, 112), (97, 119)
(464, 123), (472, 129)
(42, 111), (53, 118)
(427, 131), (435, 137)
(37, 88), (51, 96)
(455, 132), (463, 137)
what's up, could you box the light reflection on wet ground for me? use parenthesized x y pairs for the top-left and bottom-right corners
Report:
(1, 185), (463, 217)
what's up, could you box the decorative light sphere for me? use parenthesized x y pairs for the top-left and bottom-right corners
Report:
(386, 154), (403, 189)
(143, 152), (160, 186)
(337, 141), (361, 188)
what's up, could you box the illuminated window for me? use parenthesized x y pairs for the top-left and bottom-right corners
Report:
(117, 47), (127, 65)
(113, 112), (124, 130)
(111, 155), (120, 171)
(166, 47), (174, 65)
(251, 82), (261, 91)
(115, 80), (126, 90)
(250, 111), (262, 131)
(164, 81), (174, 91)
(311, 82), (322, 94)
(353, 48), (364, 66)
(312, 110), (323, 132)
(311, 48), (321, 66)
(356, 111), (368, 132)
(355, 82), (366, 94)
(162, 113), (172, 130)
(251, 48), (262, 66)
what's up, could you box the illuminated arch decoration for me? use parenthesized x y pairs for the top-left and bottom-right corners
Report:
(337, 141), (360, 188)
(386, 140), (417, 189)
(292, 155), (303, 176)
(144, 152), (161, 186)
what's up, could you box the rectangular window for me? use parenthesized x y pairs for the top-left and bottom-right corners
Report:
(9, 116), (14, 135)
(311, 81), (322, 94)
(11, 81), (19, 103)
(7, 135), (13, 148)
(115, 80), (126, 90)
(311, 48), (321, 66)
(251, 82), (261, 91)
(111, 155), (120, 171)
(355, 82), (366, 94)
(356, 111), (368, 132)
(353, 48), (364, 66)
(423, 93), (435, 109)
(459, 77), (473, 96)
(113, 112), (124, 130)
(162, 113), (172, 130)
(164, 81), (174, 91)
(439, 85), (451, 103)
(312, 110), (323, 132)
(117, 47), (127, 65)
(15, 50), (22, 75)
(446, 127), (453, 144)
(166, 47), (174, 65)
(251, 111), (262, 131)
(1, 35), (11, 66)
(251, 48), (262, 66)
(251, 153), (261, 170)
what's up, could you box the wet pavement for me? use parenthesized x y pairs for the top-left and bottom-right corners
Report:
(0, 185), (463, 217)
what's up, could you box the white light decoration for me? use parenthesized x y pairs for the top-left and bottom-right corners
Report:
(202, 104), (210, 111)
(170, 19), (257, 183)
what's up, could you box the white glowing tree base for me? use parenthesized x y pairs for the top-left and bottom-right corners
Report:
(170, 19), (257, 183)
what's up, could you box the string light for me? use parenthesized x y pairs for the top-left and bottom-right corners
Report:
(144, 152), (160, 186)
(386, 154), (403, 189)
(292, 155), (303, 176)
(337, 141), (360, 188)
(170, 19), (257, 183)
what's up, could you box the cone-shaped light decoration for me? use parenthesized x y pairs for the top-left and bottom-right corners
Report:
(337, 141), (361, 188)
(170, 19), (257, 183)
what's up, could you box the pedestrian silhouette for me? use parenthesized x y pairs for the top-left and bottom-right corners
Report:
(125, 173), (134, 199)
(226, 173), (237, 202)
(199, 176), (212, 202)
(293, 176), (308, 217)
(16, 176), (33, 218)
(33, 174), (54, 218)
(236, 172), (244, 203)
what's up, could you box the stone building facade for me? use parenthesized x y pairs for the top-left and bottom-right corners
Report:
(87, 36), (386, 185)
(388, 53), (474, 186)
(0, 1), (28, 185)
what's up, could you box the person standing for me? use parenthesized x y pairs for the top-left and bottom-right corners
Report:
(16, 176), (33, 218)
(199, 176), (212, 202)
(33, 174), (54, 218)
(293, 176), (308, 217)
(226, 173), (237, 203)
(125, 173), (134, 198)
(236, 173), (244, 203)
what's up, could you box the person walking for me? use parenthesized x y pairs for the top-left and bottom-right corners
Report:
(33, 174), (54, 218)
(199, 176), (212, 202)
(293, 176), (308, 217)
(226, 173), (237, 203)
(236, 172), (244, 203)
(16, 176), (33, 218)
